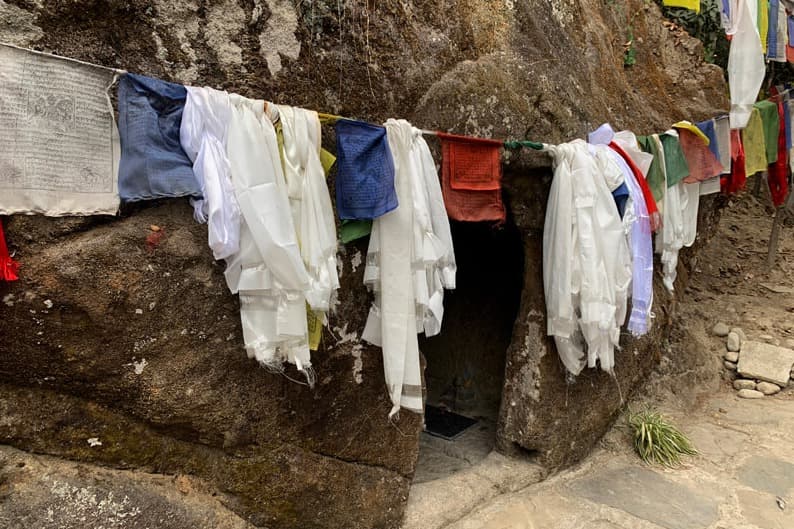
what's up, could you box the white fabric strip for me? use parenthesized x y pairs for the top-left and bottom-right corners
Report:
(362, 118), (456, 416)
(180, 87), (241, 260)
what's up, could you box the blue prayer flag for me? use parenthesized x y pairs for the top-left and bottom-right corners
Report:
(118, 73), (200, 202)
(334, 119), (398, 220)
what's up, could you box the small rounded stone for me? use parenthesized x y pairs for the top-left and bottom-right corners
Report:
(733, 379), (756, 391)
(724, 351), (739, 363)
(756, 381), (781, 395)
(726, 332), (741, 352)
(737, 389), (764, 399)
(713, 322), (730, 337)
(724, 361), (737, 371)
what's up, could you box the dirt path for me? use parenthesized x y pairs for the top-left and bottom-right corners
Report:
(435, 187), (794, 529)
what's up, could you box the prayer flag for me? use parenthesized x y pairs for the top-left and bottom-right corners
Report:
(118, 73), (200, 202)
(438, 132), (505, 222)
(334, 119), (398, 220)
(0, 44), (119, 216)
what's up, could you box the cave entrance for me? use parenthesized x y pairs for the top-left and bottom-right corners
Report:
(415, 216), (524, 482)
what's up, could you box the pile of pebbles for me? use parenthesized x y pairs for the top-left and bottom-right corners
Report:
(713, 322), (793, 399)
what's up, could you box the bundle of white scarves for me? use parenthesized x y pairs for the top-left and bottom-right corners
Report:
(544, 140), (632, 376)
(180, 88), (338, 386)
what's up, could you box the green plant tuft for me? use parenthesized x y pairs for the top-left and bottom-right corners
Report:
(627, 407), (697, 467)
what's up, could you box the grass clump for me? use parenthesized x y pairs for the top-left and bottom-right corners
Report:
(627, 407), (697, 467)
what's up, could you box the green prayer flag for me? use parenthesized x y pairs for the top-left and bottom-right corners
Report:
(659, 133), (690, 187)
(340, 219), (372, 244)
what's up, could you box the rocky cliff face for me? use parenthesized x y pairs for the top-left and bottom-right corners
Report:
(0, 0), (728, 528)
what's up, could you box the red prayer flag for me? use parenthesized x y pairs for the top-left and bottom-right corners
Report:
(678, 129), (723, 183)
(438, 132), (506, 222)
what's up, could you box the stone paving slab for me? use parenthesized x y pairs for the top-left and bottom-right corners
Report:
(737, 455), (794, 496)
(566, 466), (720, 529)
(737, 489), (794, 529)
(737, 341), (794, 386)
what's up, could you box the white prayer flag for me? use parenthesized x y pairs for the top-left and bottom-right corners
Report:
(0, 43), (120, 216)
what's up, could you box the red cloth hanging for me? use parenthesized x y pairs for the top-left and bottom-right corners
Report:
(0, 219), (19, 282)
(722, 129), (747, 194)
(609, 141), (662, 232)
(768, 97), (790, 206)
(438, 132), (506, 222)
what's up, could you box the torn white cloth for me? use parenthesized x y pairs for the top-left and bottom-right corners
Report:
(682, 181), (701, 248)
(0, 43), (120, 216)
(728, 0), (765, 128)
(223, 94), (313, 382)
(276, 104), (339, 313)
(362, 119), (456, 416)
(544, 140), (632, 376)
(180, 86), (241, 260)
(654, 132), (686, 292)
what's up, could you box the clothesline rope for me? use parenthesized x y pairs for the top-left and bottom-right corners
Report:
(3, 40), (791, 151)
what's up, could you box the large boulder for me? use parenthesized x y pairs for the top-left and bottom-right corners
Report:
(0, 0), (728, 527)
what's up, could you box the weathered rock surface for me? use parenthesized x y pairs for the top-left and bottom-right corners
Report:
(0, 204), (419, 529)
(0, 0), (728, 526)
(737, 341), (794, 387)
(724, 351), (739, 363)
(0, 445), (255, 529)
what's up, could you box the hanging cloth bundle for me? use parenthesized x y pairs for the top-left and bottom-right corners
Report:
(334, 119), (398, 220)
(223, 95), (314, 384)
(543, 140), (631, 375)
(0, 220), (19, 281)
(180, 86), (241, 260)
(363, 119), (456, 416)
(438, 132), (506, 222)
(728, 0), (766, 128)
(588, 123), (655, 337)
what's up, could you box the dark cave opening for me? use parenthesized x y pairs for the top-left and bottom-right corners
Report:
(415, 215), (524, 482)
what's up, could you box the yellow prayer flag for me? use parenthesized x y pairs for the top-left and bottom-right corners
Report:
(662, 0), (700, 14)
(742, 108), (768, 175)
